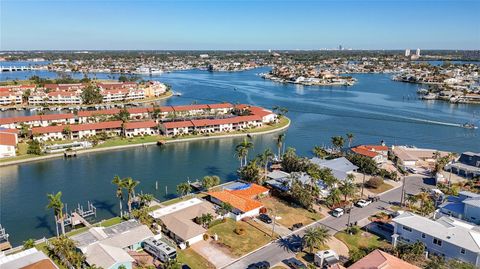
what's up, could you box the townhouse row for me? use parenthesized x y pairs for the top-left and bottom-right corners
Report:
(0, 103), (237, 129)
(0, 81), (167, 106)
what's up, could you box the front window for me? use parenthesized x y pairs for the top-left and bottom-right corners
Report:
(433, 238), (442, 246)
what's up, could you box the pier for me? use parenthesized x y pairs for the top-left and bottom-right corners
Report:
(0, 66), (33, 72)
(0, 225), (12, 251)
(62, 201), (96, 229)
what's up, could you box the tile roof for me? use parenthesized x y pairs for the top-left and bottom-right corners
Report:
(124, 121), (157, 129)
(162, 120), (194, 129)
(348, 249), (420, 269)
(0, 132), (17, 146)
(208, 183), (268, 213)
(352, 147), (380, 158)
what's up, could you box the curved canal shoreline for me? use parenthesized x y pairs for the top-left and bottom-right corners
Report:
(0, 117), (290, 167)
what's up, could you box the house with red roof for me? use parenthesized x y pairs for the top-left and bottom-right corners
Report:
(351, 145), (389, 164)
(329, 249), (420, 269)
(0, 128), (18, 158)
(0, 91), (22, 106)
(124, 121), (158, 137)
(208, 183), (269, 221)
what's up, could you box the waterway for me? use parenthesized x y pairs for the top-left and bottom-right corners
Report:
(1, 65), (479, 245)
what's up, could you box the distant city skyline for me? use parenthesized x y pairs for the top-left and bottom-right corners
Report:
(1, 0), (479, 50)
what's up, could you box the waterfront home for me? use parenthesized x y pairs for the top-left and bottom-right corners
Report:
(392, 145), (447, 167)
(351, 145), (388, 164)
(71, 220), (153, 269)
(437, 191), (480, 225)
(0, 128), (18, 158)
(0, 114), (75, 129)
(445, 152), (480, 178)
(0, 91), (22, 106)
(392, 212), (480, 266)
(149, 198), (216, 247)
(330, 249), (420, 269)
(310, 157), (358, 180)
(208, 182), (269, 221)
(124, 120), (158, 137)
(31, 121), (123, 141)
(0, 248), (59, 269)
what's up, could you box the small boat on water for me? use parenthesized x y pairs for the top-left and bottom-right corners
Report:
(173, 92), (182, 96)
(462, 123), (478, 129)
(417, 88), (429, 94)
(422, 93), (437, 100)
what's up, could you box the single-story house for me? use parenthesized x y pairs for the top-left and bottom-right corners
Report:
(330, 249), (420, 269)
(71, 220), (153, 269)
(208, 182), (269, 221)
(0, 129), (18, 158)
(392, 145), (449, 167)
(351, 145), (388, 164)
(0, 248), (59, 269)
(310, 157), (358, 181)
(149, 198), (216, 247)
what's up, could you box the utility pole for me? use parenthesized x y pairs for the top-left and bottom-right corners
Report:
(400, 175), (406, 207)
(347, 203), (353, 229)
(271, 211), (276, 238)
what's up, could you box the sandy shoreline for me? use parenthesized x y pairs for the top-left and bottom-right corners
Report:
(0, 118), (290, 167)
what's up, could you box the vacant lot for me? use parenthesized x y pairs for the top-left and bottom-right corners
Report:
(208, 218), (273, 257)
(366, 182), (394, 194)
(335, 230), (389, 252)
(262, 197), (323, 228)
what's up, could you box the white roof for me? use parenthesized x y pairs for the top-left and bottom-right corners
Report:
(266, 170), (290, 180)
(311, 157), (358, 180)
(85, 243), (134, 269)
(393, 212), (480, 252)
(149, 197), (203, 219)
(0, 248), (58, 269)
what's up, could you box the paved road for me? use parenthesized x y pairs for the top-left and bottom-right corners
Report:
(224, 176), (431, 269)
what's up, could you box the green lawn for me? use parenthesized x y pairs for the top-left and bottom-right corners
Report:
(208, 219), (274, 257)
(96, 135), (162, 148)
(262, 197), (323, 228)
(99, 217), (122, 227)
(177, 248), (215, 269)
(367, 182), (394, 194)
(335, 230), (389, 252)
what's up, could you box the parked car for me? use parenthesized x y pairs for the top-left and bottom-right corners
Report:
(356, 199), (372, 208)
(247, 261), (271, 269)
(284, 258), (307, 269)
(290, 240), (303, 252)
(331, 208), (344, 217)
(291, 222), (303, 230)
(258, 214), (272, 224)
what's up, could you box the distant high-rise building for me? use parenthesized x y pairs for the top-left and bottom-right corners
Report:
(416, 48), (421, 56)
(405, 49), (411, 57)
(338, 45), (343, 51)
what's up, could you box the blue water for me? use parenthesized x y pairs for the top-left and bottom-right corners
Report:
(0, 64), (479, 246)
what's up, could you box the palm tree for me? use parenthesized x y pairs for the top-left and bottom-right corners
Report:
(259, 148), (275, 178)
(406, 194), (418, 208)
(313, 146), (328, 159)
(112, 176), (125, 218)
(116, 108), (130, 137)
(202, 175), (221, 190)
(346, 133), (354, 148)
(236, 138), (253, 167)
(122, 177), (140, 213)
(276, 133), (286, 159)
(176, 182), (192, 198)
(137, 193), (154, 208)
(302, 226), (331, 254)
(325, 188), (342, 208)
(23, 238), (35, 250)
(46, 191), (65, 236)
(339, 174), (357, 201)
(416, 191), (432, 216)
(331, 136), (345, 152)
(235, 146), (247, 167)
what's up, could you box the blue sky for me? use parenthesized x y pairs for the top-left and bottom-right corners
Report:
(1, 0), (479, 50)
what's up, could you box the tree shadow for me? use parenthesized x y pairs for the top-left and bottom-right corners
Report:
(92, 199), (116, 217)
(204, 165), (221, 175)
(35, 214), (56, 237)
(276, 234), (303, 252)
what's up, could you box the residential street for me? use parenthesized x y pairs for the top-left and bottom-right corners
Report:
(224, 176), (431, 269)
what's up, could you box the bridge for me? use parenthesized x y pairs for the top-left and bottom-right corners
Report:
(0, 66), (34, 72)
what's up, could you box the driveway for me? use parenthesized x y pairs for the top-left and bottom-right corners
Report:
(191, 240), (235, 268)
(224, 175), (432, 269)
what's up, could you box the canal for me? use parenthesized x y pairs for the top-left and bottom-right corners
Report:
(1, 67), (479, 245)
